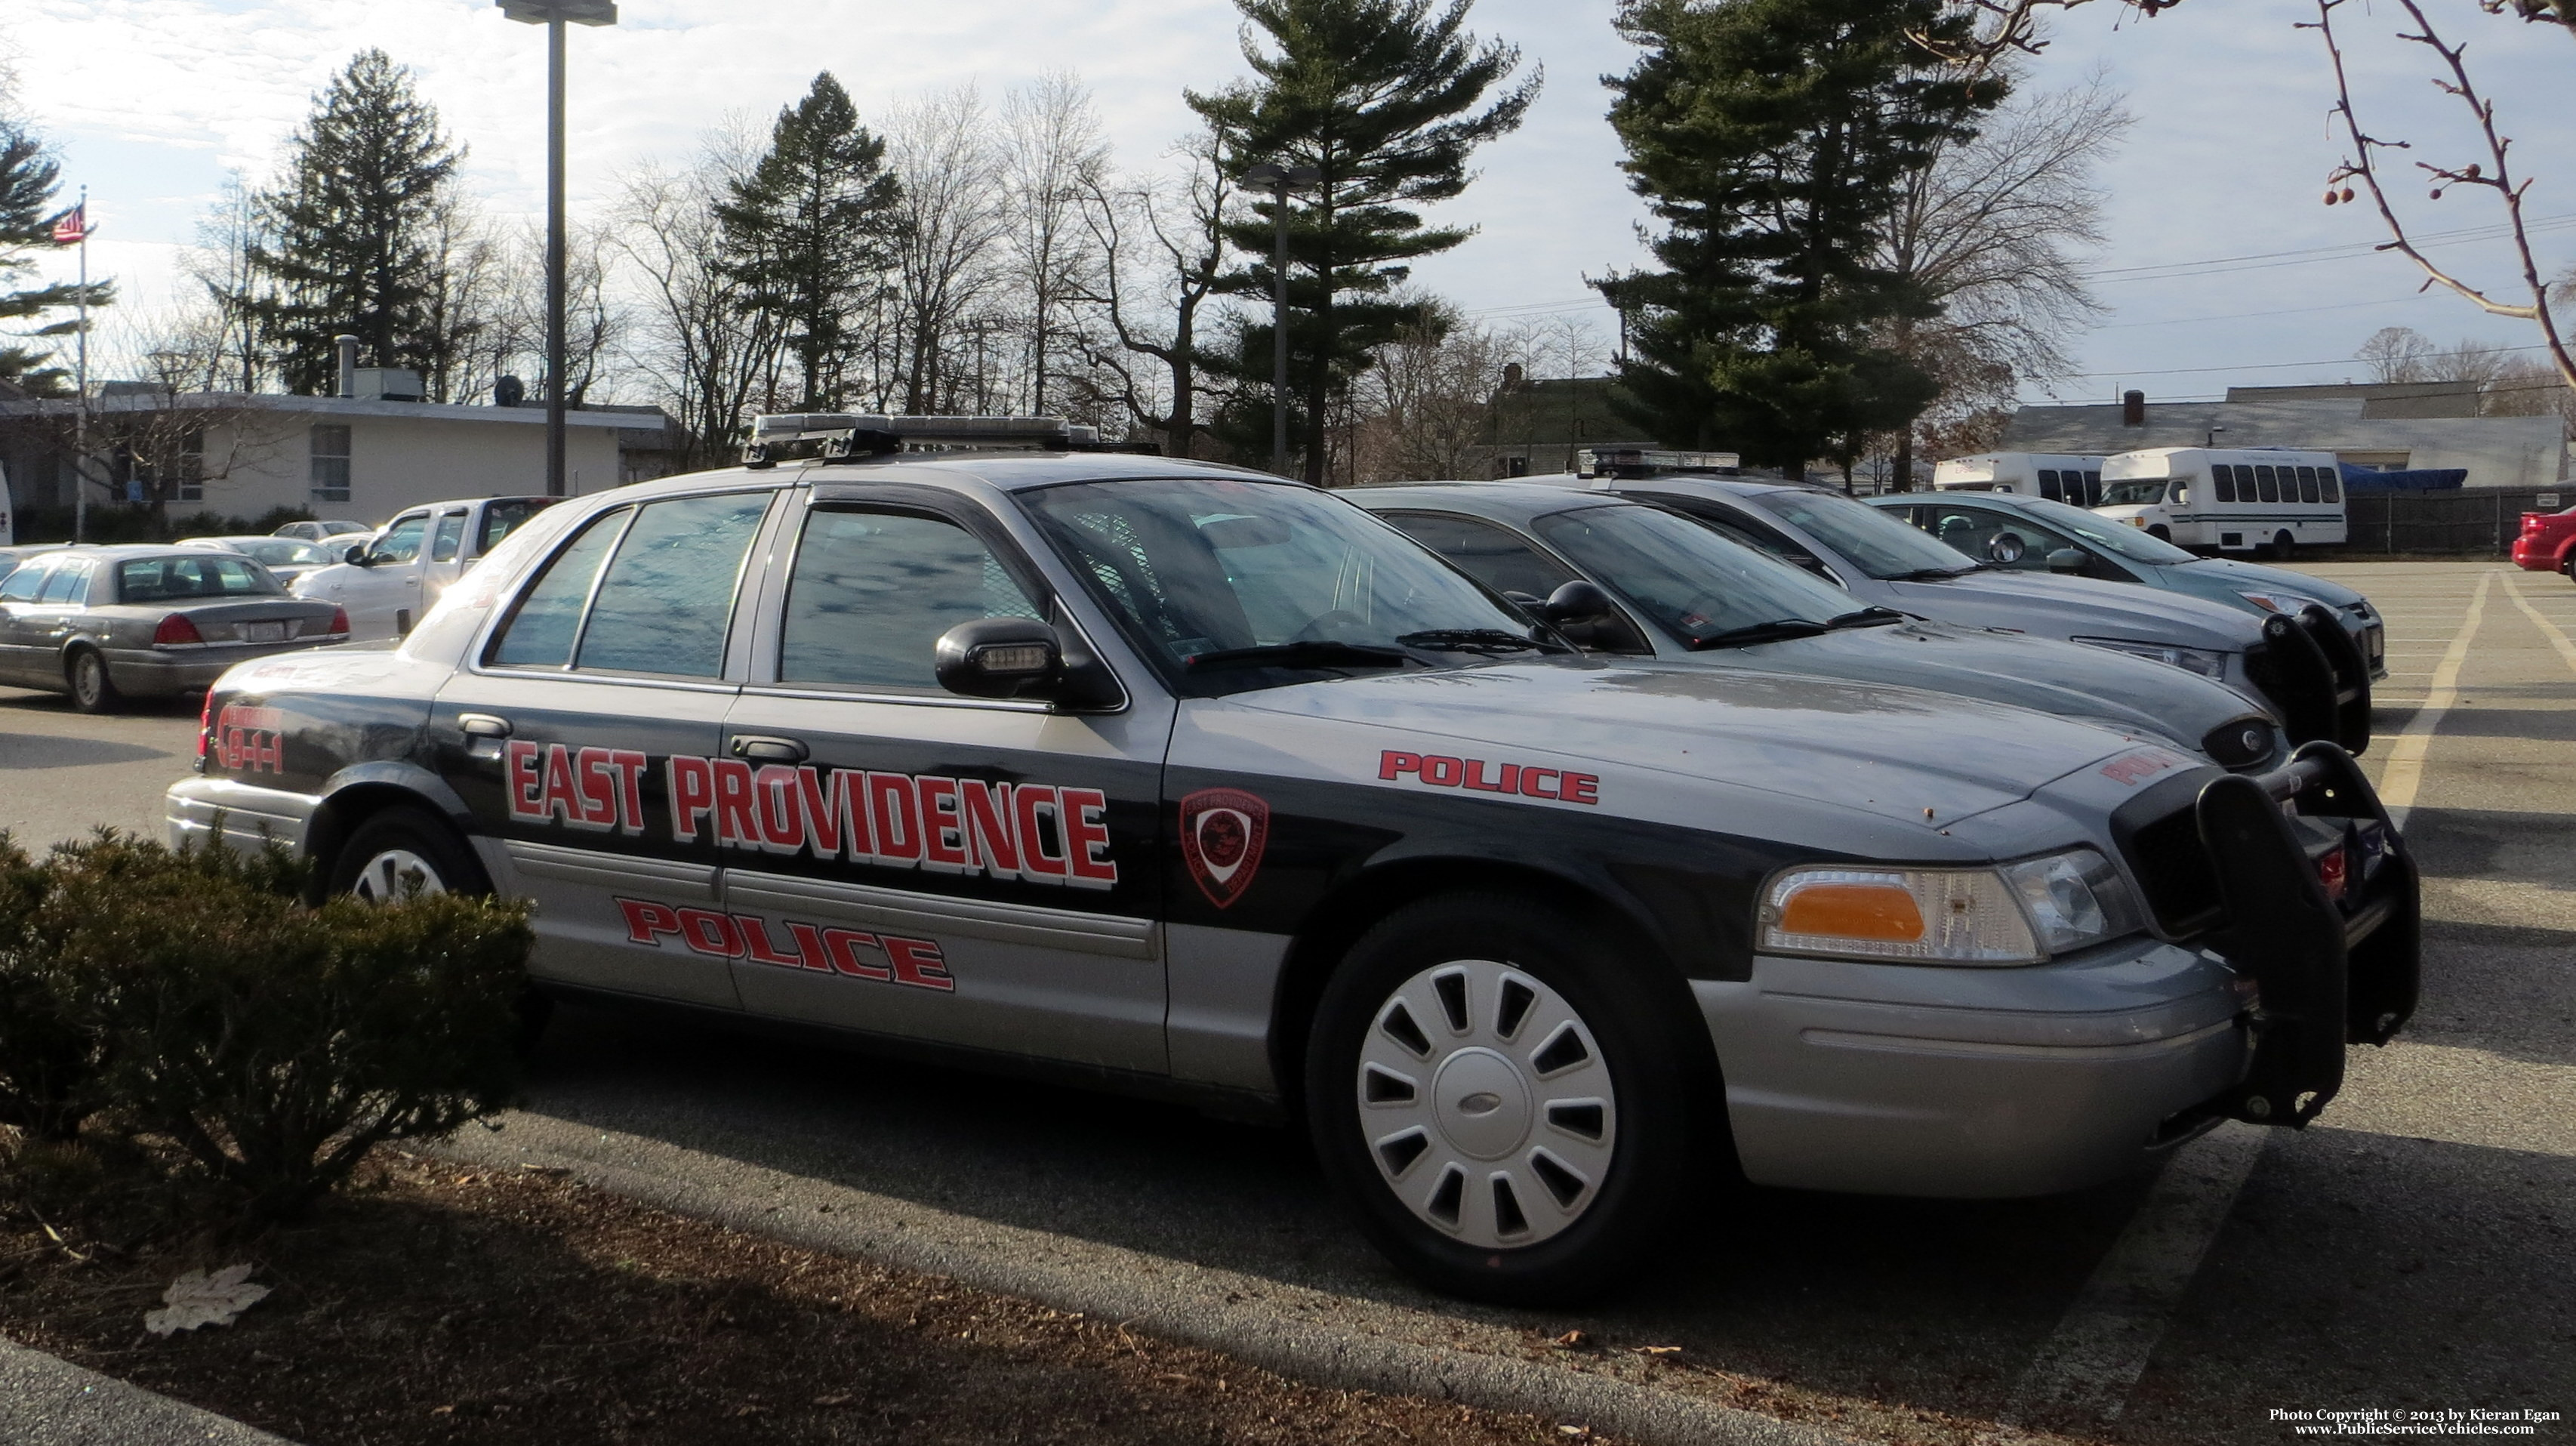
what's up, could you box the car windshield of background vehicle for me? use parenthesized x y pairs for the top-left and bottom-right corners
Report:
(2099, 477), (2171, 507)
(1022, 476), (1554, 695)
(2014, 496), (2199, 563)
(1749, 489), (1982, 579)
(119, 554), (280, 602)
(1531, 504), (1873, 645)
(244, 539), (331, 567)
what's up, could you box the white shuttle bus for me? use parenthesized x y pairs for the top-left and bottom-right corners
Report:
(1931, 452), (2106, 505)
(2095, 448), (2347, 556)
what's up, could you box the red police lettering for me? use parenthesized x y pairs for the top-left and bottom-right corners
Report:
(738, 913), (811, 970)
(1379, 751), (1422, 780)
(678, 908), (742, 958)
(1014, 785), (1067, 878)
(507, 740), (546, 821)
(572, 747), (621, 831)
(961, 781), (1019, 877)
(1379, 751), (1599, 807)
(1062, 788), (1117, 889)
(618, 897), (683, 946)
(868, 774), (922, 865)
(919, 777), (972, 872)
(883, 936), (956, 991)
(712, 760), (760, 846)
(821, 927), (892, 980)
(670, 755), (716, 839)
(610, 751), (649, 834)
(753, 763), (806, 852)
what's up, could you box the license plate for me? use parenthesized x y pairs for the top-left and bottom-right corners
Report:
(241, 621), (287, 643)
(2365, 624), (2384, 662)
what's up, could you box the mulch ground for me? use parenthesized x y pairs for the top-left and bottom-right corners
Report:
(0, 1150), (1628, 1445)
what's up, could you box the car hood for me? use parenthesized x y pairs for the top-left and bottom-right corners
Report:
(2170, 557), (2365, 609)
(1227, 658), (2147, 831)
(291, 563), (368, 597)
(1705, 622), (2269, 754)
(1891, 569), (2266, 648)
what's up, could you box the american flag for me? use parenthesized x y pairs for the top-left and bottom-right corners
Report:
(51, 205), (88, 245)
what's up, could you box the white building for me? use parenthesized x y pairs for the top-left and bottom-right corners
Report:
(2002, 383), (2569, 489)
(0, 388), (677, 530)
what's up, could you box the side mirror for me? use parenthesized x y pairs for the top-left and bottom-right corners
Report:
(344, 544), (370, 566)
(936, 617), (1062, 700)
(2046, 547), (2086, 575)
(1539, 580), (1618, 626)
(1986, 532), (2028, 565)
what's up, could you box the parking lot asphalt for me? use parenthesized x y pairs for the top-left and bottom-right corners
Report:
(0, 560), (2565, 1445)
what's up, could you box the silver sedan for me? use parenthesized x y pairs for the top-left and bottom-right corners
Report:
(0, 546), (350, 712)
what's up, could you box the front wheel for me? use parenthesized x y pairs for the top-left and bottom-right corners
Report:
(2147, 524), (2173, 542)
(1305, 894), (1716, 1304)
(66, 649), (122, 714)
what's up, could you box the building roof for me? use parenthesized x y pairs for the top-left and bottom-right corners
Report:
(0, 390), (648, 430)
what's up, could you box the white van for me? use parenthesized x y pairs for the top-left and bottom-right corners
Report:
(1931, 452), (2107, 505)
(2096, 448), (2347, 557)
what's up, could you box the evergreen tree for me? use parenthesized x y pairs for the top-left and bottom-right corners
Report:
(1188, 0), (1537, 483)
(247, 51), (467, 396)
(716, 72), (904, 412)
(1598, 0), (1999, 475)
(0, 120), (112, 397)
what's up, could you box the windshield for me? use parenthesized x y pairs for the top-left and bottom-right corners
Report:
(2011, 495), (2198, 563)
(2099, 477), (2170, 507)
(1531, 504), (1870, 645)
(239, 538), (331, 567)
(1021, 476), (1553, 695)
(1748, 489), (1983, 579)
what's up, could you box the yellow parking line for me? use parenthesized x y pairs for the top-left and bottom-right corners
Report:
(2501, 572), (2576, 677)
(2376, 571), (2494, 832)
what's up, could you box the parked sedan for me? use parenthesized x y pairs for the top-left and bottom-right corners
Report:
(177, 535), (343, 589)
(0, 544), (78, 590)
(273, 519), (374, 544)
(0, 547), (349, 712)
(1868, 492), (2385, 679)
(1360, 484), (2285, 770)
(1582, 476), (2373, 754)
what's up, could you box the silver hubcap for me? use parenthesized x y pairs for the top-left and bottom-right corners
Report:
(350, 849), (445, 904)
(75, 656), (102, 701)
(1357, 960), (1616, 1250)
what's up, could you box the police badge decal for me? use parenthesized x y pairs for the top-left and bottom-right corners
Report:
(1178, 788), (1270, 909)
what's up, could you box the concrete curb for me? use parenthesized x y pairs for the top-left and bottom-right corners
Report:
(0, 1335), (295, 1445)
(438, 1113), (1867, 1446)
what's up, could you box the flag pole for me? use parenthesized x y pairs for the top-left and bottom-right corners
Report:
(72, 187), (90, 545)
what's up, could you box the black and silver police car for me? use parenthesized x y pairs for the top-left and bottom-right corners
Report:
(168, 415), (2419, 1303)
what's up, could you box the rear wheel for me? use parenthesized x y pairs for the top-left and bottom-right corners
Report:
(2271, 529), (2295, 560)
(1305, 894), (1715, 1305)
(66, 649), (122, 714)
(328, 806), (549, 1050)
(2561, 550), (2574, 583)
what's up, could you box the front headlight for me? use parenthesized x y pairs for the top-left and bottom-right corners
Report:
(2070, 636), (2231, 678)
(2236, 589), (2322, 615)
(1759, 849), (2142, 967)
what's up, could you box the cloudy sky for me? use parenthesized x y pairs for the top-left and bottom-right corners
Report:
(7, 0), (2571, 405)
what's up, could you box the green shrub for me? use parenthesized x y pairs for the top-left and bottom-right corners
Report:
(0, 834), (97, 1143)
(2, 832), (534, 1226)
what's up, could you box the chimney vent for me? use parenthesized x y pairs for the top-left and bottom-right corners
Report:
(2122, 390), (2146, 427)
(335, 335), (360, 399)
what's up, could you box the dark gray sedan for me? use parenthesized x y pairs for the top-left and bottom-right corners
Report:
(0, 547), (349, 712)
(1359, 484), (2286, 770)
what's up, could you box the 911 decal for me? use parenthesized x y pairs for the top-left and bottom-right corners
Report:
(1378, 750), (1600, 806)
(504, 743), (1117, 890)
(214, 705), (286, 775)
(617, 897), (954, 991)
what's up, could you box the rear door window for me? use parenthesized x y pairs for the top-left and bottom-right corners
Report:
(574, 494), (771, 677)
(37, 563), (89, 606)
(430, 510), (468, 563)
(775, 508), (1044, 692)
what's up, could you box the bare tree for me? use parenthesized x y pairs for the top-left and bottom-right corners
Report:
(2312, 0), (2575, 402)
(1074, 128), (1237, 454)
(609, 121), (784, 468)
(887, 87), (1009, 415)
(1360, 304), (1506, 482)
(2356, 323), (2576, 427)
(1878, 69), (2129, 486)
(1001, 76), (1111, 418)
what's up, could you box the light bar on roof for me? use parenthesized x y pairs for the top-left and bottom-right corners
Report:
(750, 414), (1100, 449)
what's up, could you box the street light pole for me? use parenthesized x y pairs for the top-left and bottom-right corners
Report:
(500, 1), (617, 498)
(1244, 162), (1320, 479)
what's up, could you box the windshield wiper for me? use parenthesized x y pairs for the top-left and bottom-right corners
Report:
(1183, 640), (1419, 673)
(1826, 606), (1907, 629)
(1885, 565), (1981, 581)
(1395, 627), (1565, 655)
(1686, 618), (1832, 650)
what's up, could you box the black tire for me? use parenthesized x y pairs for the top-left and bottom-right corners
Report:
(1305, 893), (1718, 1305)
(66, 649), (122, 714)
(2561, 551), (2574, 583)
(2271, 530), (2295, 560)
(329, 805), (490, 903)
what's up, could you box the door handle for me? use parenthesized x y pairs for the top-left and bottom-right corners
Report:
(732, 735), (809, 763)
(459, 714), (513, 738)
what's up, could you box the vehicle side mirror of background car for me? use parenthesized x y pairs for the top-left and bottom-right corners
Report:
(2047, 547), (2087, 575)
(1987, 532), (2029, 565)
(1539, 580), (1617, 627)
(344, 544), (371, 566)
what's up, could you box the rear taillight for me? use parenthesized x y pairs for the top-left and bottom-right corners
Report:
(196, 690), (215, 764)
(326, 606), (351, 637)
(154, 613), (205, 647)
(2522, 513), (2544, 534)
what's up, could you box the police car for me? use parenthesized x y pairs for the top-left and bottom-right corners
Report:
(166, 415), (2419, 1303)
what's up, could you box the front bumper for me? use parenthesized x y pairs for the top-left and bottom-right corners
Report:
(1699, 741), (2418, 1198)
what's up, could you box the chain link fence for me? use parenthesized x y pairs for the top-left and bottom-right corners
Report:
(2340, 488), (2568, 556)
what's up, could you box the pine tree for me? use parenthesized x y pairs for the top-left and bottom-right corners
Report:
(716, 72), (904, 412)
(1188, 0), (1538, 483)
(0, 120), (112, 397)
(1599, 0), (2000, 475)
(247, 51), (467, 396)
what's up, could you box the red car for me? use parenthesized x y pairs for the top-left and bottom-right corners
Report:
(2512, 504), (2576, 578)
